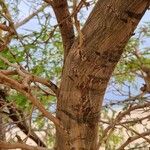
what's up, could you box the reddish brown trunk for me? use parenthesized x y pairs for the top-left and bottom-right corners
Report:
(55, 0), (149, 149)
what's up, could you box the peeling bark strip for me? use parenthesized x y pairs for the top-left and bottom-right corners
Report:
(55, 0), (150, 150)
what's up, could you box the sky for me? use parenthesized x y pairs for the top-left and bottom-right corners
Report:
(138, 10), (150, 47)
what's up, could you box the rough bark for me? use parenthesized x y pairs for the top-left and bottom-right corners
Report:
(55, 0), (150, 149)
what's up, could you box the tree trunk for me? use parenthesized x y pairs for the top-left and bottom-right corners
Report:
(0, 92), (5, 150)
(55, 0), (149, 149)
(0, 115), (5, 150)
(0, 115), (4, 138)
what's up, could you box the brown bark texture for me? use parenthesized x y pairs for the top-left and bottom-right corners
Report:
(55, 0), (150, 150)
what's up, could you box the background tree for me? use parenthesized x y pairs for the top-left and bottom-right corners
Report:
(0, 0), (150, 150)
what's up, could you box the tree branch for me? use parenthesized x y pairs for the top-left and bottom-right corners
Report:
(98, 102), (150, 147)
(118, 131), (150, 150)
(104, 93), (145, 107)
(15, 3), (48, 29)
(0, 93), (46, 147)
(0, 141), (53, 150)
(0, 0), (17, 51)
(0, 73), (64, 131)
(32, 75), (58, 95)
(122, 124), (150, 144)
(50, 0), (75, 60)
(0, 54), (59, 95)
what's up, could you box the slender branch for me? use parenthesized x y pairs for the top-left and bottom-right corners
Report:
(32, 75), (58, 95)
(0, 141), (53, 150)
(104, 93), (145, 107)
(15, 3), (49, 29)
(0, 70), (17, 75)
(119, 114), (150, 125)
(0, 0), (17, 51)
(122, 124), (150, 143)
(117, 131), (150, 150)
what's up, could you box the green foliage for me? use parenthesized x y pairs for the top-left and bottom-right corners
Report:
(105, 132), (123, 150)
(114, 38), (139, 84)
(7, 92), (31, 110)
(46, 133), (55, 148)
(33, 115), (45, 130)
